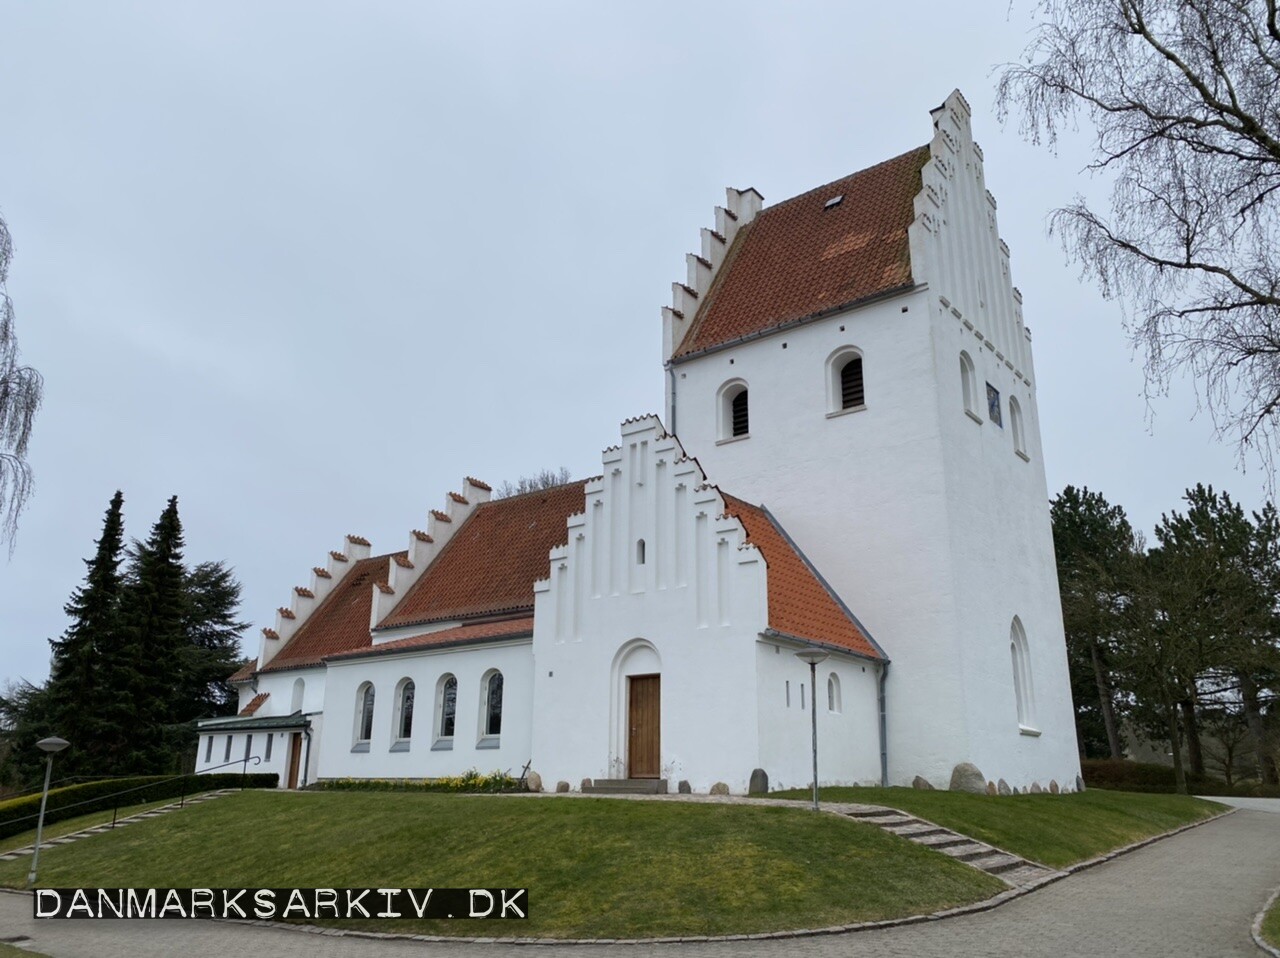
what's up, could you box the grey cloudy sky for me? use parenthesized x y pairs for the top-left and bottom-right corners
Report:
(0, 1), (1264, 689)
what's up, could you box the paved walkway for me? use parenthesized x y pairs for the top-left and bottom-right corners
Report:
(1, 808), (1276, 957)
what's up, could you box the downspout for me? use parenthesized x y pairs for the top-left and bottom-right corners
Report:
(878, 662), (890, 787)
(667, 363), (678, 436)
(301, 724), (313, 788)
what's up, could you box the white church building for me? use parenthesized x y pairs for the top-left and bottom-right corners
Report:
(196, 91), (1082, 795)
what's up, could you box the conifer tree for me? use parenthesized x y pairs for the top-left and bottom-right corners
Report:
(121, 496), (189, 772)
(45, 491), (127, 775)
(177, 561), (249, 722)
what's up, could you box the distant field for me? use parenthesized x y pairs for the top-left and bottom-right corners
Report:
(767, 787), (1223, 868)
(0, 790), (1003, 939)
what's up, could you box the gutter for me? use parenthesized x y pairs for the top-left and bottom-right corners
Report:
(668, 283), (921, 365)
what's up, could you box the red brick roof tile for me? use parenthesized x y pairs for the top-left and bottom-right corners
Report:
(229, 659), (257, 683)
(326, 617), (535, 662)
(346, 534), (371, 547)
(465, 476), (492, 492)
(329, 551), (349, 562)
(674, 146), (930, 358)
(723, 494), (882, 660)
(256, 552), (404, 673)
(239, 692), (269, 716)
(313, 567), (332, 579)
(378, 482), (587, 630)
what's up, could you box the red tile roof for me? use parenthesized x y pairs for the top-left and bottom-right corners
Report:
(673, 146), (930, 358)
(229, 659), (257, 683)
(326, 617), (535, 662)
(377, 482), (587, 630)
(239, 692), (269, 716)
(722, 494), (882, 660)
(256, 552), (403, 673)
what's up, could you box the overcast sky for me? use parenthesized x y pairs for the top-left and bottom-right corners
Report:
(0, 1), (1266, 690)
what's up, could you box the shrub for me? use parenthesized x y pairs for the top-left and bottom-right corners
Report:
(315, 769), (521, 794)
(1081, 759), (1280, 797)
(0, 773), (278, 841)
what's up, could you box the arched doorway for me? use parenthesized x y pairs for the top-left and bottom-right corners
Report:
(611, 640), (661, 779)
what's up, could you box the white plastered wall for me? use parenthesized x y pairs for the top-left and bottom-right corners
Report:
(529, 416), (772, 794)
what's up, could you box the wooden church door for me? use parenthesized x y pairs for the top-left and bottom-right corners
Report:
(627, 674), (660, 778)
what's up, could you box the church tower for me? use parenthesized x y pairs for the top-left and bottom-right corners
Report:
(662, 91), (1081, 790)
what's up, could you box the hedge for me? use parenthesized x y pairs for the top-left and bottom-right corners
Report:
(0, 772), (278, 841)
(1082, 759), (1280, 797)
(315, 769), (521, 793)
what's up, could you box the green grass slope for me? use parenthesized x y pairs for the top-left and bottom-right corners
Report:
(0, 791), (1003, 939)
(768, 787), (1222, 869)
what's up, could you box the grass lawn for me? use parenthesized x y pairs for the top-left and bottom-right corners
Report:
(0, 944), (49, 958)
(1262, 893), (1280, 949)
(0, 798), (180, 854)
(767, 787), (1223, 869)
(0, 791), (1004, 939)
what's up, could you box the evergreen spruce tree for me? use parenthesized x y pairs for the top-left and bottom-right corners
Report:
(177, 561), (249, 722)
(121, 496), (188, 773)
(44, 491), (127, 775)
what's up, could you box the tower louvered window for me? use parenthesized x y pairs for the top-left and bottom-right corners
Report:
(840, 357), (865, 409)
(731, 389), (749, 436)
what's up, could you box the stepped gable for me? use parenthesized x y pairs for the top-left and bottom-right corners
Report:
(256, 552), (403, 672)
(673, 145), (930, 359)
(327, 617), (535, 662)
(721, 493), (883, 660)
(377, 481), (588, 630)
(239, 692), (269, 716)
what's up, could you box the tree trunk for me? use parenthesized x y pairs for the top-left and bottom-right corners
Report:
(1165, 690), (1187, 794)
(1179, 698), (1204, 779)
(1089, 641), (1124, 759)
(1239, 672), (1279, 785)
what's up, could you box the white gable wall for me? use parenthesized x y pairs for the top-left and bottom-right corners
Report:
(530, 417), (773, 793)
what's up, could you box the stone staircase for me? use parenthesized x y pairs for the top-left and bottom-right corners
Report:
(581, 779), (669, 795)
(0, 790), (237, 862)
(844, 806), (1059, 888)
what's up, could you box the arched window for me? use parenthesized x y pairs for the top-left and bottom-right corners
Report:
(394, 678), (415, 742)
(355, 682), (375, 745)
(717, 379), (750, 440)
(960, 351), (981, 421)
(481, 670), (504, 739)
(1010, 396), (1028, 459)
(826, 346), (867, 415)
(827, 672), (842, 713)
(839, 357), (865, 409)
(435, 674), (457, 744)
(1010, 618), (1038, 732)
(291, 678), (305, 713)
(636, 539), (646, 565)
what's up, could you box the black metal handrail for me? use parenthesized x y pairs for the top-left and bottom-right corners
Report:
(1, 756), (263, 832)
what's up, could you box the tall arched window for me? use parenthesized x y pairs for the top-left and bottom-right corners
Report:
(481, 670), (503, 739)
(1010, 618), (1038, 733)
(718, 379), (749, 439)
(827, 672), (842, 713)
(960, 351), (981, 421)
(394, 678), (415, 742)
(291, 678), (305, 713)
(435, 674), (457, 744)
(1009, 396), (1028, 459)
(354, 682), (375, 745)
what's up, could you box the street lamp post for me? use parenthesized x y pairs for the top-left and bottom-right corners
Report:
(794, 649), (830, 812)
(27, 736), (70, 887)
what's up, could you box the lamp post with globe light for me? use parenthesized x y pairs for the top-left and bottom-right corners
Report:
(27, 736), (69, 887)
(794, 649), (830, 812)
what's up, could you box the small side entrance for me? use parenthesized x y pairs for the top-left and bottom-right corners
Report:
(627, 673), (661, 778)
(286, 732), (302, 789)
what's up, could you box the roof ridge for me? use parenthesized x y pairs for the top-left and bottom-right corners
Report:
(763, 143), (930, 215)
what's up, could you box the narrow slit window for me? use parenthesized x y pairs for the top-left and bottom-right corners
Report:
(840, 357), (865, 409)
(224, 736), (233, 762)
(265, 733), (273, 762)
(636, 539), (646, 565)
(731, 389), (749, 436)
(204, 736), (213, 763)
